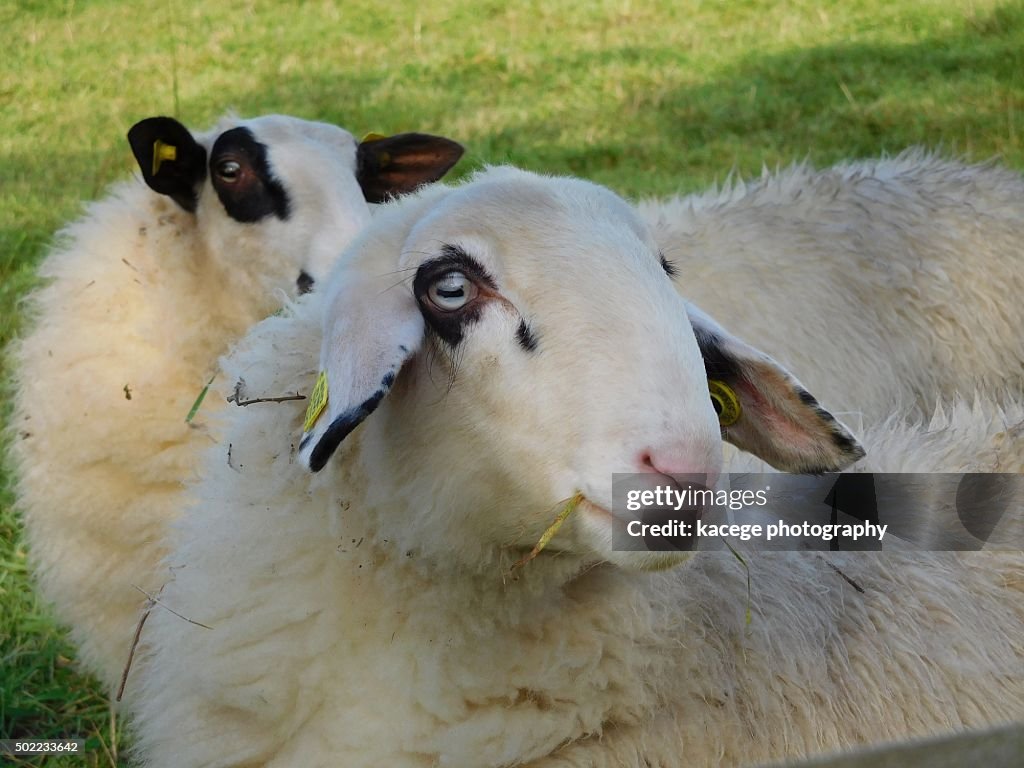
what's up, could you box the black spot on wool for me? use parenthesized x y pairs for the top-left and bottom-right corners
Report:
(296, 270), (315, 295)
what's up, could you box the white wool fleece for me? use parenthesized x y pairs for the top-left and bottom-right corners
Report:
(640, 150), (1024, 426)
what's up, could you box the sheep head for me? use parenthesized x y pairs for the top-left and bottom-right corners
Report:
(299, 167), (864, 572)
(127, 114), (463, 298)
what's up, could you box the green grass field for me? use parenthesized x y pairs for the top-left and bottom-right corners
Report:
(2, 0), (1023, 764)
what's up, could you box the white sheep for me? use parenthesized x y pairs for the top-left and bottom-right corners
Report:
(127, 167), (1022, 768)
(9, 113), (463, 693)
(637, 150), (1024, 424)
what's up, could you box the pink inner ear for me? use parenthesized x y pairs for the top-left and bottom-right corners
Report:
(749, 407), (825, 453)
(732, 367), (829, 450)
(691, 307), (864, 471)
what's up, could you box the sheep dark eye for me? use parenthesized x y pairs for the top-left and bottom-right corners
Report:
(427, 271), (477, 312)
(216, 159), (242, 183)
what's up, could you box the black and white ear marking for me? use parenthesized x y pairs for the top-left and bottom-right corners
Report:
(356, 133), (465, 204)
(209, 127), (291, 223)
(687, 304), (866, 473)
(791, 385), (863, 456)
(303, 370), (401, 472)
(127, 117), (207, 212)
(298, 266), (425, 472)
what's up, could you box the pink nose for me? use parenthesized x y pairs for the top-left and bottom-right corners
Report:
(638, 448), (722, 488)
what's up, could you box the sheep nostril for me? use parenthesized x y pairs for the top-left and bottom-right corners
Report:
(637, 449), (721, 489)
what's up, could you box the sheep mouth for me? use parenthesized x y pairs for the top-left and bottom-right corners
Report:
(581, 496), (705, 525)
(581, 495), (704, 555)
(579, 497), (616, 523)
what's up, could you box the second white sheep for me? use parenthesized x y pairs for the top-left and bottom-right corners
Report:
(639, 150), (1024, 424)
(9, 113), (463, 692)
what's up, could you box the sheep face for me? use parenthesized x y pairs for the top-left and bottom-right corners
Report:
(197, 115), (372, 295)
(127, 114), (463, 299)
(301, 168), (863, 572)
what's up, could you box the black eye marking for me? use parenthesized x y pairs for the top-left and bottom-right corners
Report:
(413, 244), (495, 347)
(516, 319), (539, 352)
(660, 251), (678, 278)
(297, 270), (315, 295)
(209, 127), (291, 223)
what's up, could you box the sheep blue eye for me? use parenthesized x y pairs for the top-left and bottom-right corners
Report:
(428, 271), (477, 311)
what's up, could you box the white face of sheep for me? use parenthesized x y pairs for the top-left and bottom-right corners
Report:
(300, 168), (865, 572)
(126, 114), (464, 296)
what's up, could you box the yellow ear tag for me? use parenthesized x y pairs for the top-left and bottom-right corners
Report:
(152, 139), (177, 176)
(304, 371), (329, 432)
(708, 379), (742, 427)
(360, 132), (388, 143)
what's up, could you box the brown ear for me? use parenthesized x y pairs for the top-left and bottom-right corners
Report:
(687, 304), (866, 473)
(356, 133), (464, 203)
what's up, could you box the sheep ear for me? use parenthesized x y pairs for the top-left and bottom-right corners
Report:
(127, 117), (207, 213)
(356, 132), (464, 204)
(299, 269), (424, 472)
(687, 304), (866, 473)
